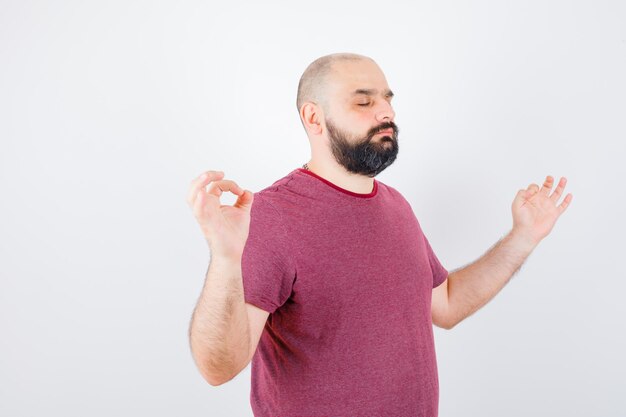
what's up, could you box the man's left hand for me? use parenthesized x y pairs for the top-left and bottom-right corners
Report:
(511, 175), (573, 247)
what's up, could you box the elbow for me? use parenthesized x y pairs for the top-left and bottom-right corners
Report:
(433, 315), (459, 330)
(445, 315), (463, 330)
(207, 376), (229, 387)
(443, 320), (458, 330)
(204, 369), (225, 387)
(444, 315), (466, 330)
(196, 356), (246, 387)
(192, 355), (235, 387)
(435, 321), (455, 331)
(189, 335), (250, 387)
(200, 367), (234, 387)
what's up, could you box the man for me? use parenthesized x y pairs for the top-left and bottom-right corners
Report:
(186, 52), (573, 417)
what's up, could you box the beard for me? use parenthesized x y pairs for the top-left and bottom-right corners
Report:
(325, 117), (399, 177)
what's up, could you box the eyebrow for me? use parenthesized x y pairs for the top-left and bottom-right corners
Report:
(351, 88), (394, 98)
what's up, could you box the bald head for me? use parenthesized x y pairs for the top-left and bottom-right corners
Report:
(296, 52), (374, 113)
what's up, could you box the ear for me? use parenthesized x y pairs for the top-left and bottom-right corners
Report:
(300, 102), (323, 135)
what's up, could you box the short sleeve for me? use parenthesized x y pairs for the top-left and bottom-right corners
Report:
(423, 233), (449, 289)
(241, 194), (296, 313)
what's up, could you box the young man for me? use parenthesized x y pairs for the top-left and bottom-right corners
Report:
(187, 53), (573, 417)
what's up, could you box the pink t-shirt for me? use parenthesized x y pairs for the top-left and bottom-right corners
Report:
(241, 168), (449, 417)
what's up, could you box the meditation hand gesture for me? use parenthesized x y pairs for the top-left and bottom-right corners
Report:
(511, 175), (573, 247)
(186, 170), (254, 260)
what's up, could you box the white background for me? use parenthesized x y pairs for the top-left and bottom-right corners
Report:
(1, 1), (624, 416)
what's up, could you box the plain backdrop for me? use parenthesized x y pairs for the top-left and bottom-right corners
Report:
(1, 1), (625, 416)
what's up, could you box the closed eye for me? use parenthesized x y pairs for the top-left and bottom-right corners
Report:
(357, 103), (370, 106)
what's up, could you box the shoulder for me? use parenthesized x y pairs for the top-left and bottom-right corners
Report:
(249, 170), (299, 219)
(376, 179), (412, 207)
(376, 179), (426, 229)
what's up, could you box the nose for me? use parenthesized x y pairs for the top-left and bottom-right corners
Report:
(375, 100), (395, 123)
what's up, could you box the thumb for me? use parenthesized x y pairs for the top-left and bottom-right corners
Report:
(234, 189), (254, 211)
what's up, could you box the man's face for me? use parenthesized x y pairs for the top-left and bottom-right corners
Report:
(322, 59), (399, 177)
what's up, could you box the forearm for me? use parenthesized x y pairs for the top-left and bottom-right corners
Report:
(447, 230), (537, 327)
(189, 255), (250, 385)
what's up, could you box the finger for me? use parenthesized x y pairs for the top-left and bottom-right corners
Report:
(193, 186), (223, 221)
(515, 189), (529, 204)
(187, 170), (224, 207)
(192, 188), (209, 219)
(207, 179), (244, 198)
(558, 193), (573, 215)
(550, 177), (567, 202)
(526, 183), (540, 196)
(187, 170), (224, 204)
(233, 189), (254, 211)
(540, 175), (554, 196)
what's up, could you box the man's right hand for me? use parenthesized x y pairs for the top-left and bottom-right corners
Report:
(186, 170), (254, 260)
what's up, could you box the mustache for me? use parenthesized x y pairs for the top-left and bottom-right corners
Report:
(368, 121), (399, 138)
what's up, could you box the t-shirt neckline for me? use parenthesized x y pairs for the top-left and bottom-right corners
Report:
(295, 168), (378, 198)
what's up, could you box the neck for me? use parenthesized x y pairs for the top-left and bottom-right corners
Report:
(303, 159), (375, 194)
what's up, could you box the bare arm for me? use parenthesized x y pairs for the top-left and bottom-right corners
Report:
(185, 170), (255, 386)
(432, 175), (573, 329)
(189, 255), (250, 386)
(432, 230), (535, 329)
